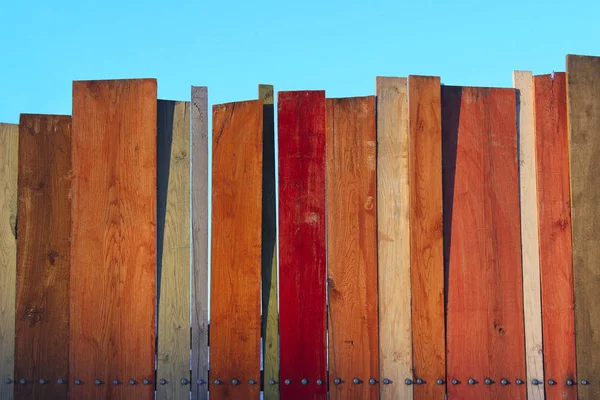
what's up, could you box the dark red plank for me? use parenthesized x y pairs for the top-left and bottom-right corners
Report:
(534, 73), (577, 399)
(278, 91), (327, 400)
(443, 86), (526, 400)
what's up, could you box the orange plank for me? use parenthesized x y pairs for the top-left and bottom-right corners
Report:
(533, 73), (577, 399)
(70, 79), (157, 400)
(408, 75), (445, 399)
(209, 100), (262, 400)
(443, 86), (526, 400)
(326, 96), (379, 400)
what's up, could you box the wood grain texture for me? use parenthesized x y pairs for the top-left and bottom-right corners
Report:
(157, 100), (191, 400)
(513, 70), (545, 400)
(326, 96), (379, 400)
(443, 86), (526, 400)
(567, 54), (600, 398)
(14, 115), (70, 400)
(0, 123), (17, 400)
(259, 84), (279, 400)
(376, 77), (412, 400)
(408, 75), (445, 400)
(70, 79), (157, 400)
(210, 100), (262, 400)
(534, 73), (577, 400)
(278, 91), (327, 400)
(191, 86), (209, 400)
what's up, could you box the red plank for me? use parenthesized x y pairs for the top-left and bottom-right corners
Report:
(277, 91), (327, 400)
(209, 100), (262, 400)
(326, 97), (379, 400)
(70, 79), (157, 400)
(443, 86), (526, 400)
(533, 73), (577, 399)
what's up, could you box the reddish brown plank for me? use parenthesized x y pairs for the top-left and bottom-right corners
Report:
(15, 115), (70, 400)
(533, 73), (577, 399)
(408, 75), (445, 399)
(210, 100), (262, 400)
(326, 96), (378, 400)
(70, 79), (157, 400)
(278, 91), (327, 400)
(443, 86), (526, 400)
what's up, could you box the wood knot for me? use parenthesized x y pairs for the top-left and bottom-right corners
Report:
(48, 250), (59, 265)
(23, 307), (45, 326)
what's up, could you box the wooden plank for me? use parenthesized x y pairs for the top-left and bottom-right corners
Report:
(157, 100), (191, 400)
(408, 75), (445, 400)
(191, 86), (209, 400)
(534, 72), (577, 400)
(376, 77), (412, 400)
(14, 115), (70, 400)
(70, 79), (157, 400)
(326, 96), (379, 400)
(278, 91), (327, 400)
(443, 86), (526, 400)
(567, 54), (600, 398)
(513, 70), (545, 400)
(259, 84), (279, 400)
(210, 100), (262, 400)
(0, 123), (17, 400)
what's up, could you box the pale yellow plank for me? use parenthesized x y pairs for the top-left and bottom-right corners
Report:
(376, 77), (412, 399)
(0, 123), (18, 400)
(157, 101), (192, 400)
(513, 71), (544, 400)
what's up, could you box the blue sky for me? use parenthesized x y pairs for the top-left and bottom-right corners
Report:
(0, 0), (598, 123)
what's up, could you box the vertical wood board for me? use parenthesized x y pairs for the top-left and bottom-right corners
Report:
(567, 54), (600, 399)
(0, 123), (17, 400)
(534, 72), (577, 400)
(191, 86), (209, 400)
(210, 100), (262, 400)
(70, 79), (157, 400)
(408, 76), (445, 400)
(157, 101), (191, 400)
(375, 77), (412, 400)
(278, 91), (327, 400)
(326, 96), (379, 400)
(443, 86), (526, 400)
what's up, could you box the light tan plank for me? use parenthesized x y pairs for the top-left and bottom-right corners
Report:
(157, 100), (191, 400)
(0, 123), (18, 400)
(375, 77), (412, 399)
(513, 70), (544, 400)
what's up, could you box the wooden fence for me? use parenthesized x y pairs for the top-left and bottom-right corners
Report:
(0, 54), (599, 400)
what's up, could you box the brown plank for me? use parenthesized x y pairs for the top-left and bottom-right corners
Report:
(191, 86), (209, 400)
(533, 72), (577, 399)
(0, 123), (18, 400)
(408, 75), (445, 399)
(70, 79), (157, 400)
(326, 96), (378, 400)
(567, 54), (600, 398)
(210, 100), (262, 400)
(15, 115), (70, 400)
(443, 86), (526, 400)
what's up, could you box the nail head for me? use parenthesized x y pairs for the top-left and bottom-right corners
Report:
(129, 379), (136, 385)
(160, 379), (167, 385)
(516, 379), (524, 385)
(437, 378), (445, 385)
(369, 378), (377, 385)
(316, 379), (324, 385)
(197, 379), (206, 385)
(39, 379), (46, 385)
(567, 379), (574, 386)
(285, 379), (292, 385)
(452, 379), (460, 385)
(4, 379), (12, 384)
(501, 379), (509, 385)
(334, 378), (342, 385)
(416, 378), (424, 385)
(143, 379), (151, 385)
(353, 378), (361, 384)
(582, 379), (590, 385)
(548, 379), (556, 386)
(94, 379), (101, 386)
(484, 378), (492, 385)
(231, 379), (239, 386)
(19, 379), (26, 385)
(301, 378), (308, 385)
(181, 379), (189, 385)
(57, 378), (65, 384)
(74, 379), (82, 385)
(268, 379), (277, 385)
(113, 380), (120, 385)
(214, 379), (221, 386)
(383, 378), (392, 385)
(468, 378), (476, 385)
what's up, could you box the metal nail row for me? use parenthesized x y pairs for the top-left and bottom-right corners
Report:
(448, 378), (578, 386)
(2, 378), (194, 386)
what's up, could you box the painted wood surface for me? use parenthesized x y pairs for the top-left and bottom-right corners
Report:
(567, 54), (600, 399)
(15, 115), (70, 400)
(0, 123), (18, 400)
(443, 86), (526, 400)
(70, 79), (157, 400)
(210, 100), (262, 400)
(259, 84), (279, 400)
(191, 86), (209, 400)
(375, 77), (412, 400)
(157, 100), (191, 400)
(533, 72), (577, 400)
(278, 91), (327, 400)
(513, 70), (545, 400)
(408, 75), (445, 400)
(326, 96), (379, 400)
